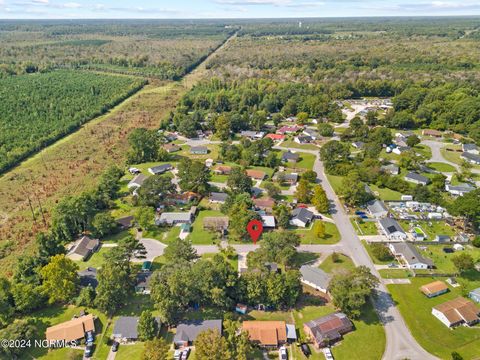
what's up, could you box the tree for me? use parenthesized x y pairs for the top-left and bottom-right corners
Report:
(142, 338), (170, 360)
(329, 266), (379, 318)
(0, 278), (14, 328)
(263, 181), (280, 198)
(302, 170), (317, 183)
(273, 204), (291, 229)
(320, 140), (350, 167)
(451, 351), (464, 360)
(95, 263), (131, 315)
(257, 231), (300, 267)
(36, 232), (65, 261)
(76, 285), (96, 307)
(223, 319), (252, 360)
(312, 185), (329, 213)
(370, 243), (393, 262)
(0, 319), (37, 358)
(227, 167), (253, 194)
(318, 123), (334, 137)
(137, 175), (175, 207)
(296, 112), (309, 125)
(295, 179), (312, 203)
(11, 282), (45, 313)
(340, 171), (373, 207)
(91, 212), (117, 238)
(214, 114), (231, 140)
(164, 238), (198, 264)
(134, 206), (155, 230)
(105, 235), (146, 271)
(406, 135), (421, 147)
(138, 311), (158, 341)
(452, 253), (474, 273)
(448, 189), (480, 228)
(40, 254), (79, 304)
(313, 221), (326, 239)
(195, 328), (230, 360)
(177, 158), (211, 195)
(127, 128), (160, 163)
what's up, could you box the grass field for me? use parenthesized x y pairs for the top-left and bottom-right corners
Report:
(295, 221), (341, 244)
(415, 245), (480, 273)
(351, 218), (378, 235)
(281, 140), (319, 151)
(427, 162), (457, 172)
(319, 253), (356, 274)
(378, 269), (412, 279)
(388, 277), (480, 359)
(326, 174), (344, 194)
(362, 240), (396, 265)
(368, 184), (403, 201)
(188, 209), (224, 244)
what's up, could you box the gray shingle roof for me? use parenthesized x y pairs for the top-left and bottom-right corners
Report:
(292, 208), (314, 224)
(148, 164), (172, 175)
(367, 200), (388, 216)
(209, 192), (228, 202)
(390, 243), (434, 267)
(173, 320), (222, 344)
(379, 218), (405, 236)
(300, 265), (331, 290)
(461, 152), (480, 163)
(128, 174), (146, 187)
(113, 317), (140, 339)
(405, 172), (430, 184)
(72, 236), (99, 257)
(282, 151), (300, 161)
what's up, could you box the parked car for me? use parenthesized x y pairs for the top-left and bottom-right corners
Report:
(181, 348), (191, 359)
(279, 346), (288, 359)
(174, 350), (182, 360)
(323, 347), (334, 360)
(84, 344), (94, 358)
(300, 343), (311, 357)
(129, 167), (141, 174)
(388, 262), (397, 268)
(111, 341), (119, 352)
(85, 331), (94, 345)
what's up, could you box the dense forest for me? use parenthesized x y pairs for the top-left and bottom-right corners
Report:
(0, 70), (145, 173)
(0, 20), (235, 79)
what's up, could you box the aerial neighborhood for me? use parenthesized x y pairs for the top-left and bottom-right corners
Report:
(1, 16), (480, 360)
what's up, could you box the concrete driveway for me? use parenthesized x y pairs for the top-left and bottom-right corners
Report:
(132, 238), (166, 262)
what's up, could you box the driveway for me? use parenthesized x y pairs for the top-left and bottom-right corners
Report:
(132, 238), (166, 262)
(422, 140), (459, 171)
(106, 347), (117, 360)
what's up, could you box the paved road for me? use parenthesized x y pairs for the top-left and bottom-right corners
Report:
(423, 140), (460, 171)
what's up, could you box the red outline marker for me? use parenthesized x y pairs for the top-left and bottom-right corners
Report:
(247, 219), (263, 245)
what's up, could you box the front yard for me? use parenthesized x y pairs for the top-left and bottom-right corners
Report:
(188, 209), (224, 244)
(294, 221), (341, 244)
(351, 218), (378, 236)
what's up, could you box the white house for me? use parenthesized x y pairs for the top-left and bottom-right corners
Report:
(445, 183), (475, 196)
(379, 218), (407, 240)
(432, 297), (480, 328)
(289, 208), (314, 228)
(404, 172), (430, 186)
(388, 242), (433, 269)
(367, 200), (388, 218)
(299, 265), (331, 293)
(462, 143), (479, 155)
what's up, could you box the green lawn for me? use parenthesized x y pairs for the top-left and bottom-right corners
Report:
(115, 343), (145, 360)
(188, 209), (224, 244)
(75, 246), (113, 271)
(427, 162), (457, 173)
(281, 140), (319, 151)
(414, 144), (432, 159)
(351, 218), (378, 236)
(201, 252), (238, 271)
(398, 220), (455, 241)
(294, 221), (341, 244)
(378, 269), (412, 279)
(388, 277), (480, 359)
(295, 153), (316, 170)
(319, 253), (356, 274)
(38, 347), (84, 360)
(210, 173), (229, 183)
(368, 184), (403, 201)
(143, 226), (180, 245)
(361, 240), (396, 265)
(326, 174), (344, 194)
(415, 245), (480, 273)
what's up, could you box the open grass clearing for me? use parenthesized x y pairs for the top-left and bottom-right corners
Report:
(294, 221), (341, 245)
(319, 253), (356, 274)
(351, 218), (378, 236)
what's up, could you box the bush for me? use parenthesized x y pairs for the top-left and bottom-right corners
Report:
(472, 236), (480, 248)
(370, 243), (393, 262)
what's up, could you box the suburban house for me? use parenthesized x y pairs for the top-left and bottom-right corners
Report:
(190, 146), (208, 155)
(165, 192), (198, 206)
(203, 216), (229, 233)
(174, 320), (223, 348)
(281, 151), (300, 163)
(303, 128), (319, 140)
(163, 143), (180, 153)
(393, 146), (411, 155)
(213, 165), (232, 175)
(148, 163), (173, 175)
(422, 129), (443, 138)
(246, 169), (266, 180)
(388, 242), (434, 269)
(261, 215), (276, 229)
(352, 141), (365, 149)
(209, 192), (228, 204)
(253, 197), (275, 213)
(273, 172), (298, 185)
(420, 281), (449, 298)
(135, 272), (152, 294)
(462, 143), (479, 155)
(461, 152), (480, 165)
(432, 297), (480, 328)
(300, 265), (331, 293)
(367, 200), (389, 218)
(68, 236), (100, 261)
(46, 314), (95, 343)
(469, 288), (480, 303)
(156, 206), (197, 226)
(78, 267), (98, 289)
(303, 313), (353, 349)
(128, 174), (147, 189)
(116, 215), (134, 230)
(242, 321), (287, 348)
(265, 133), (285, 142)
(277, 125), (302, 135)
(404, 172), (430, 186)
(381, 164), (400, 175)
(434, 235), (451, 243)
(445, 183), (475, 196)
(378, 218), (407, 240)
(240, 130), (265, 139)
(290, 207), (314, 228)
(294, 135), (313, 144)
(113, 316), (160, 342)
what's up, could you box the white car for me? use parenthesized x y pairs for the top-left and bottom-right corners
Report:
(279, 346), (287, 360)
(323, 348), (334, 360)
(174, 350), (181, 360)
(128, 167), (141, 174)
